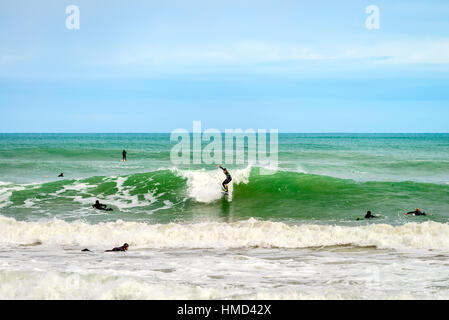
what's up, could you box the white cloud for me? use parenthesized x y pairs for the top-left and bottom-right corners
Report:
(88, 41), (332, 67)
(88, 39), (449, 68)
(345, 41), (449, 64)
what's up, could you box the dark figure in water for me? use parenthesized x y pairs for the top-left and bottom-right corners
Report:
(58, 173), (64, 177)
(92, 200), (113, 211)
(122, 149), (127, 162)
(105, 243), (129, 252)
(357, 210), (377, 220)
(81, 248), (91, 252)
(405, 208), (426, 216)
(364, 211), (376, 219)
(217, 165), (232, 192)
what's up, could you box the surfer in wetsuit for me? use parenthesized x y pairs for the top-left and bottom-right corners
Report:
(405, 208), (426, 216)
(58, 173), (64, 177)
(81, 243), (129, 252)
(105, 243), (129, 252)
(92, 200), (113, 211)
(364, 211), (376, 219)
(217, 165), (232, 192)
(356, 210), (377, 220)
(122, 150), (127, 162)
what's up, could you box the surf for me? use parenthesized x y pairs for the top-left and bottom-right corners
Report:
(2, 215), (449, 251)
(1, 166), (449, 223)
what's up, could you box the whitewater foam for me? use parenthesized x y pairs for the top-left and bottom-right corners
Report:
(2, 216), (449, 250)
(174, 167), (251, 203)
(0, 270), (230, 300)
(1, 269), (448, 300)
(0, 184), (26, 209)
(101, 176), (158, 210)
(46, 177), (159, 212)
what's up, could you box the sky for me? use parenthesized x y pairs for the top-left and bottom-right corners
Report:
(1, 0), (449, 132)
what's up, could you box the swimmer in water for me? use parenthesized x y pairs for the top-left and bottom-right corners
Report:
(404, 208), (426, 216)
(81, 244), (129, 252)
(356, 210), (377, 220)
(105, 243), (129, 252)
(92, 200), (113, 211)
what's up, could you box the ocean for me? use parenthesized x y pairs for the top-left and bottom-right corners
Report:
(1, 133), (449, 299)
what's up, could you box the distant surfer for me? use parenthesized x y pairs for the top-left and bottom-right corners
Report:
(122, 149), (127, 162)
(357, 210), (377, 220)
(217, 164), (232, 192)
(92, 200), (113, 211)
(58, 173), (64, 177)
(81, 244), (129, 252)
(404, 208), (426, 216)
(105, 243), (129, 252)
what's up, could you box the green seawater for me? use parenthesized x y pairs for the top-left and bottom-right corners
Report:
(1, 133), (449, 225)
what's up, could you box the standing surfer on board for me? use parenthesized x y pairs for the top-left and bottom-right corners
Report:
(217, 165), (232, 192)
(122, 149), (127, 162)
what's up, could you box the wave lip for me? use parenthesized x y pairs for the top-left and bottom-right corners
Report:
(2, 216), (449, 251)
(173, 166), (252, 202)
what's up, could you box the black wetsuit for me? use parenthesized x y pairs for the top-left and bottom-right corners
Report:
(365, 212), (376, 219)
(406, 210), (426, 216)
(219, 166), (232, 191)
(92, 202), (113, 211)
(105, 244), (128, 252)
(122, 150), (127, 161)
(356, 212), (377, 220)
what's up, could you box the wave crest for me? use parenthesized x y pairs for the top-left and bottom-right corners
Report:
(2, 216), (449, 250)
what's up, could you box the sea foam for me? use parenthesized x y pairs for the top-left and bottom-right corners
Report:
(1, 269), (446, 300)
(1, 216), (449, 250)
(173, 166), (252, 202)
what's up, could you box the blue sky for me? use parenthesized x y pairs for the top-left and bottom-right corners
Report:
(1, 0), (449, 132)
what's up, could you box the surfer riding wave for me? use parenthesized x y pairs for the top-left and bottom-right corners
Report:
(217, 165), (232, 192)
